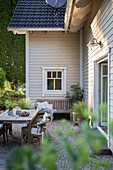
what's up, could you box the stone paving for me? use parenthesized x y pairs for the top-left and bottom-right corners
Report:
(0, 120), (113, 170)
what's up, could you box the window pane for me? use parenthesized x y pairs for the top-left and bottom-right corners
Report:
(47, 72), (51, 78)
(103, 65), (108, 75)
(103, 77), (108, 103)
(55, 79), (61, 90)
(47, 79), (54, 90)
(58, 71), (61, 78)
(53, 72), (56, 78)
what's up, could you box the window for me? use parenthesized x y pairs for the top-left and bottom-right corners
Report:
(42, 67), (67, 96)
(47, 71), (62, 90)
(99, 62), (108, 127)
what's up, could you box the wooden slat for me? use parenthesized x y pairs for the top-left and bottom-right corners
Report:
(37, 99), (71, 112)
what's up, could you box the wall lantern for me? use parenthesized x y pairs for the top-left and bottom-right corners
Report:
(87, 38), (101, 48)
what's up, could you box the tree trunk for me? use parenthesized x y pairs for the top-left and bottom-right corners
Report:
(14, 81), (18, 91)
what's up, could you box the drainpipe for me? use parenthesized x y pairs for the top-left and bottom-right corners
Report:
(65, 0), (73, 32)
(26, 31), (29, 100)
(80, 28), (83, 89)
(108, 47), (111, 148)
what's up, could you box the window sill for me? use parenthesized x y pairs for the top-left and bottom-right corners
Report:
(45, 90), (63, 95)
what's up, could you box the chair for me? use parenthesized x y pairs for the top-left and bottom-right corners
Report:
(5, 124), (13, 142)
(21, 119), (50, 147)
(0, 124), (5, 144)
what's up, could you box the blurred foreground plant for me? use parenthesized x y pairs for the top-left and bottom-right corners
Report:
(7, 119), (111, 170)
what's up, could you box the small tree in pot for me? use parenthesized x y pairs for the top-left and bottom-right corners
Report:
(72, 100), (90, 126)
(5, 100), (17, 115)
(66, 84), (84, 105)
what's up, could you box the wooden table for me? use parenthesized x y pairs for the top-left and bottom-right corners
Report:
(0, 109), (39, 144)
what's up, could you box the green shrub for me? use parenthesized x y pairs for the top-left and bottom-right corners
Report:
(0, 90), (25, 98)
(0, 90), (25, 111)
(17, 98), (32, 109)
(5, 100), (17, 111)
(4, 81), (12, 91)
(0, 91), (9, 110)
(0, 68), (6, 89)
(6, 118), (111, 170)
(72, 100), (88, 119)
(66, 84), (84, 104)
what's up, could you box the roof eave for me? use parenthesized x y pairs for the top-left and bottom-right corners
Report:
(8, 27), (65, 34)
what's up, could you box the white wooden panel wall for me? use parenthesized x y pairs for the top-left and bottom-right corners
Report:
(29, 32), (80, 102)
(83, 0), (113, 151)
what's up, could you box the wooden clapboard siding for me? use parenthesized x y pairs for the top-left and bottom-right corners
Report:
(83, 0), (113, 151)
(29, 31), (80, 102)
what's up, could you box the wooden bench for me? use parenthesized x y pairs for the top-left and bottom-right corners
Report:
(37, 99), (71, 119)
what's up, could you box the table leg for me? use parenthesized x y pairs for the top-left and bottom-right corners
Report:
(28, 123), (31, 144)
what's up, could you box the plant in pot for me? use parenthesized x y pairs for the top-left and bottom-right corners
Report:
(66, 84), (84, 105)
(17, 98), (32, 110)
(5, 100), (17, 116)
(72, 100), (89, 126)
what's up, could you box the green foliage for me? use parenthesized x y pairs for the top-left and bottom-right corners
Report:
(4, 81), (12, 91)
(0, 90), (25, 98)
(0, 0), (25, 83)
(53, 119), (108, 170)
(37, 139), (57, 170)
(17, 98), (32, 109)
(110, 120), (113, 137)
(98, 103), (108, 122)
(6, 106), (112, 170)
(72, 100), (88, 119)
(98, 103), (108, 113)
(0, 68), (6, 89)
(0, 90), (9, 110)
(92, 158), (111, 170)
(66, 84), (84, 104)
(5, 100), (17, 110)
(7, 146), (36, 170)
(0, 89), (25, 111)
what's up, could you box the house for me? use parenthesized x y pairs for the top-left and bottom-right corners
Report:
(8, 0), (113, 152)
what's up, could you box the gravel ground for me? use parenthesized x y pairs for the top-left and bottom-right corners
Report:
(0, 120), (113, 170)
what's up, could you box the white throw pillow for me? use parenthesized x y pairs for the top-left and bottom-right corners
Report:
(37, 101), (48, 109)
(47, 104), (53, 110)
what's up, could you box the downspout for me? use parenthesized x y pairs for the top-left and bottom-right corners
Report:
(80, 28), (83, 89)
(108, 47), (111, 148)
(26, 31), (29, 100)
(65, 0), (73, 32)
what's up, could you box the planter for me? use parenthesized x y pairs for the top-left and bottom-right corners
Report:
(8, 110), (13, 116)
(16, 110), (22, 116)
(78, 118), (90, 127)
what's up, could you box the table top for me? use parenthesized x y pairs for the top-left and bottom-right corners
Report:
(0, 109), (39, 123)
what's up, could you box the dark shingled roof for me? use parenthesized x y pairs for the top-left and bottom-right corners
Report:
(8, 0), (66, 29)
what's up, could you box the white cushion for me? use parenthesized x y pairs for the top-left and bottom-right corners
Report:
(0, 124), (3, 129)
(43, 112), (48, 120)
(47, 104), (53, 110)
(37, 101), (48, 109)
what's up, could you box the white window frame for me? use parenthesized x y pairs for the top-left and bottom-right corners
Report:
(100, 63), (108, 126)
(93, 47), (111, 148)
(42, 67), (67, 97)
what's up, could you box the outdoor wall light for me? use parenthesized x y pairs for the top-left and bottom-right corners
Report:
(87, 38), (101, 48)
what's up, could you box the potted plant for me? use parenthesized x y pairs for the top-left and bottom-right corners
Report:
(5, 100), (17, 116)
(66, 84), (84, 105)
(72, 100), (89, 126)
(17, 98), (32, 110)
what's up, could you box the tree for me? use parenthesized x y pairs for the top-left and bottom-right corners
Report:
(0, 68), (6, 89)
(0, 0), (25, 89)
